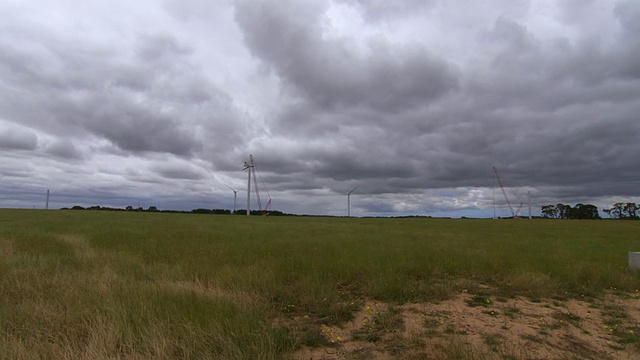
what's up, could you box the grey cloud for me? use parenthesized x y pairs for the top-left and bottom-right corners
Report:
(151, 161), (207, 180)
(0, 160), (35, 178)
(336, 0), (436, 22)
(614, 0), (640, 37)
(0, 126), (38, 150)
(0, 24), (247, 157)
(45, 138), (84, 159)
(612, 1), (640, 79)
(82, 101), (201, 156)
(478, 11), (640, 109)
(487, 16), (538, 54)
(312, 153), (418, 181)
(136, 34), (194, 62)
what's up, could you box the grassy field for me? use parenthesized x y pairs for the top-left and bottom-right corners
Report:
(1, 209), (639, 359)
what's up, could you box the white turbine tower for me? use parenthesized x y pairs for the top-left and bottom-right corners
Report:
(347, 186), (358, 217)
(242, 154), (260, 216)
(226, 185), (241, 214)
(243, 155), (255, 216)
(242, 154), (269, 216)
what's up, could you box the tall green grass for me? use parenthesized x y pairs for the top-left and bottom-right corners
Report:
(1, 209), (639, 358)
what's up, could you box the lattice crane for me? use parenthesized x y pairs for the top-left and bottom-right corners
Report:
(493, 166), (523, 218)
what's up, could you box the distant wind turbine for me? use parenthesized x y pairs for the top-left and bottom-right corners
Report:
(225, 185), (241, 214)
(347, 186), (358, 217)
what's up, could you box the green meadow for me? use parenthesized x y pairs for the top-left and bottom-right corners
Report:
(1, 209), (639, 359)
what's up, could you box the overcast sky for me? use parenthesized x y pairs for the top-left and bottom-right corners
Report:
(1, 0), (639, 217)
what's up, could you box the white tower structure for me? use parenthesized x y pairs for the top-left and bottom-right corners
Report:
(347, 187), (358, 217)
(243, 155), (255, 216)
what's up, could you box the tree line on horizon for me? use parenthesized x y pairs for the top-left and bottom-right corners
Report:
(60, 205), (291, 216)
(57, 202), (640, 219)
(541, 202), (639, 220)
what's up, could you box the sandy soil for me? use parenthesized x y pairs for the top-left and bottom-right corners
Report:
(291, 291), (640, 359)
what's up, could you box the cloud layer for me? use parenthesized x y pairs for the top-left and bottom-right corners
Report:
(1, 0), (639, 217)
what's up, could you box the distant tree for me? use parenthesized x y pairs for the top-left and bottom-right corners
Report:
(191, 208), (231, 215)
(147, 206), (158, 212)
(605, 203), (639, 219)
(541, 203), (600, 219)
(572, 204), (600, 219)
(606, 203), (621, 219)
(541, 205), (559, 218)
(557, 203), (573, 219)
(624, 203), (639, 219)
(125, 205), (133, 211)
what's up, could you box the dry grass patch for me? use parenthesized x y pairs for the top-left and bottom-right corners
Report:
(156, 279), (263, 306)
(57, 234), (97, 259)
(0, 238), (16, 258)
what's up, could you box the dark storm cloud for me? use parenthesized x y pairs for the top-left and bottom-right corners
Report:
(234, 0), (459, 114)
(233, 0), (468, 196)
(78, 100), (201, 156)
(0, 22), (240, 158)
(1, 0), (639, 217)
(232, 0), (640, 216)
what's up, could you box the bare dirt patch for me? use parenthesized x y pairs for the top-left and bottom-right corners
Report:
(291, 292), (640, 359)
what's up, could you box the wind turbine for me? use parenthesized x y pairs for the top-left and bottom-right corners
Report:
(242, 154), (270, 216)
(225, 185), (241, 214)
(347, 186), (358, 217)
(243, 155), (255, 216)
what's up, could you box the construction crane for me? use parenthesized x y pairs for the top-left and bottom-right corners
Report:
(492, 166), (523, 218)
